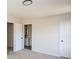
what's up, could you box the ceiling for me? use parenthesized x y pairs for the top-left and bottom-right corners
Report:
(7, 0), (71, 19)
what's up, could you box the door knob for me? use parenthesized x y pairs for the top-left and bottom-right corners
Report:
(61, 40), (64, 42)
(21, 37), (23, 39)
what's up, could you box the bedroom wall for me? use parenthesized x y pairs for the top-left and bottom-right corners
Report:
(22, 13), (71, 57)
(22, 17), (59, 56)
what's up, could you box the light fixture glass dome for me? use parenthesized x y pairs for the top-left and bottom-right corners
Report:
(23, 0), (32, 6)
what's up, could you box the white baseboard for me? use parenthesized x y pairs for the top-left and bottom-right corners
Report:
(32, 49), (60, 57)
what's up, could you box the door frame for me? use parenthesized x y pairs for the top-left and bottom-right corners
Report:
(23, 24), (32, 50)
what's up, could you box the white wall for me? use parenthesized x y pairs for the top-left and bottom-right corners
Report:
(32, 19), (59, 56)
(22, 13), (71, 57)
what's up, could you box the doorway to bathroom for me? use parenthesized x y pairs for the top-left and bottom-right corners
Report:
(24, 24), (32, 50)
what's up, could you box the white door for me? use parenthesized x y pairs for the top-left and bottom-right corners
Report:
(59, 19), (71, 58)
(13, 23), (24, 51)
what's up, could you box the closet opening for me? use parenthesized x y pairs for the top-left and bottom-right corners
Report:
(24, 24), (32, 50)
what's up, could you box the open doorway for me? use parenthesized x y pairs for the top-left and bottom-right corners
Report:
(7, 22), (14, 53)
(24, 24), (32, 50)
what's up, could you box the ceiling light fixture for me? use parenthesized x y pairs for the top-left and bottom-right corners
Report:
(23, 0), (32, 6)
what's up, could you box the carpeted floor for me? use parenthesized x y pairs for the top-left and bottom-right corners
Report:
(7, 49), (70, 59)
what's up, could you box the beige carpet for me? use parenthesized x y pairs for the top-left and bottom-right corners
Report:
(7, 49), (70, 59)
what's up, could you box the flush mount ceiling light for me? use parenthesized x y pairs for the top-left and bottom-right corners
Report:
(23, 0), (32, 6)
